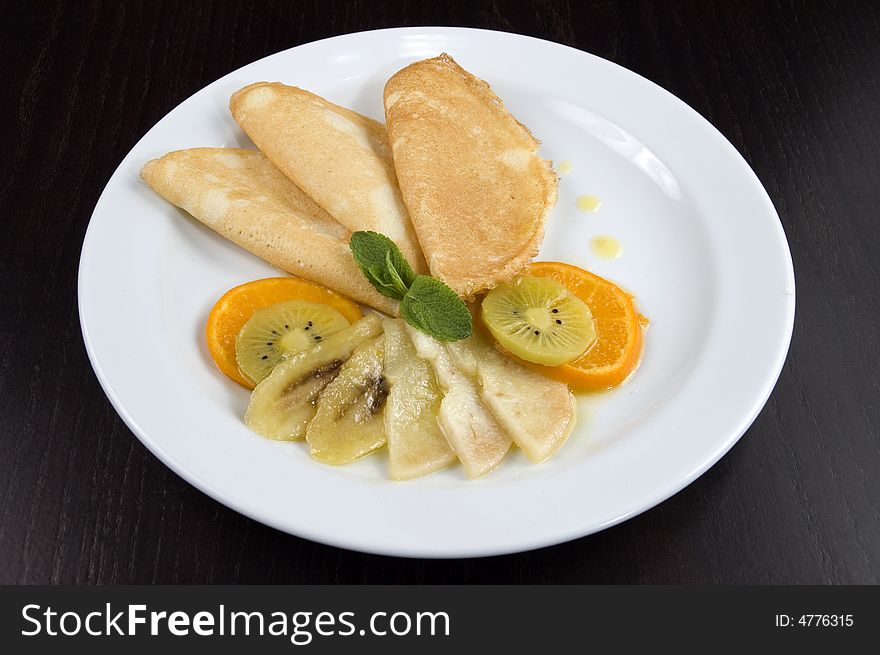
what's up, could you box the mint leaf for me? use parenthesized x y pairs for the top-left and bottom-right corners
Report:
(350, 231), (416, 301)
(385, 250), (409, 298)
(400, 275), (472, 342)
(350, 231), (471, 341)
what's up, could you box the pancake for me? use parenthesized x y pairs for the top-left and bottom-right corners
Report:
(384, 54), (558, 297)
(229, 83), (426, 272)
(140, 148), (398, 315)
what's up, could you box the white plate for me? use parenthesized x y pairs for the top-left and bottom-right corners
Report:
(79, 27), (795, 557)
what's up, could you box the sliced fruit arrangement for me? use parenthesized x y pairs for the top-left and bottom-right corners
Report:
(211, 261), (644, 478)
(206, 277), (362, 388)
(245, 314), (383, 441)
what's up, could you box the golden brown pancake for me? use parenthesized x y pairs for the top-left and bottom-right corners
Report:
(229, 83), (426, 272)
(140, 148), (398, 315)
(384, 54), (558, 297)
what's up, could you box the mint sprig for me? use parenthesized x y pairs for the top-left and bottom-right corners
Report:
(350, 231), (472, 342)
(349, 231), (416, 301)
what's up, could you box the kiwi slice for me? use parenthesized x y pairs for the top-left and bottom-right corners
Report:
(481, 276), (596, 367)
(235, 300), (350, 384)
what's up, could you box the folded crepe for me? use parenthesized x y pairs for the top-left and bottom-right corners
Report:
(384, 54), (558, 297)
(229, 83), (426, 272)
(140, 148), (398, 315)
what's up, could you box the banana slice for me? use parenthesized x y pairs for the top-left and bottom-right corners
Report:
(307, 337), (388, 465)
(245, 314), (383, 441)
(405, 325), (511, 478)
(383, 319), (457, 480)
(446, 330), (576, 463)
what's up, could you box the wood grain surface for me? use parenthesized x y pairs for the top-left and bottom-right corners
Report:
(0, 0), (878, 584)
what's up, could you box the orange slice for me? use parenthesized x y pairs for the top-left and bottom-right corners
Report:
(206, 277), (362, 388)
(507, 262), (645, 391)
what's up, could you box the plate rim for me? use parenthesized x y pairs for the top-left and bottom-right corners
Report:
(78, 26), (796, 558)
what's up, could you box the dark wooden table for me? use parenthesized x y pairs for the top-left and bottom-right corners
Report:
(1, 0), (878, 584)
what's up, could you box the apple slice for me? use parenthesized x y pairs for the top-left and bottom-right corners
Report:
(383, 319), (457, 480)
(405, 325), (511, 478)
(447, 330), (576, 463)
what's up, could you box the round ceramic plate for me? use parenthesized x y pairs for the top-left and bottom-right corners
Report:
(79, 27), (795, 557)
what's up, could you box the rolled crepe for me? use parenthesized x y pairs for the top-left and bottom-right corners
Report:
(230, 83), (427, 272)
(140, 148), (398, 315)
(384, 54), (558, 297)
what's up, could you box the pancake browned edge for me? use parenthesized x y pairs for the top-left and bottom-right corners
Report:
(384, 53), (558, 298)
(229, 83), (427, 273)
(140, 148), (398, 315)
